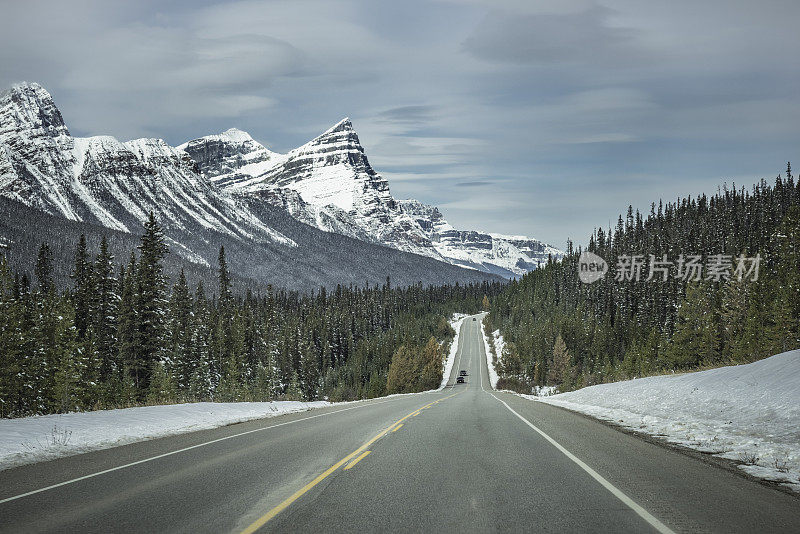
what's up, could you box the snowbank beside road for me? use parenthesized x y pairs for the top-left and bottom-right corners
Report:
(479, 323), (500, 389)
(440, 313), (469, 389)
(0, 400), (332, 471)
(532, 350), (800, 491)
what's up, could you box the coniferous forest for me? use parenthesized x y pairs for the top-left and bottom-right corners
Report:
(3, 167), (798, 416)
(0, 213), (501, 418)
(485, 166), (800, 393)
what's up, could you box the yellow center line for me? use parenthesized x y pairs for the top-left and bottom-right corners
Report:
(240, 391), (460, 534)
(343, 450), (371, 470)
(390, 423), (403, 433)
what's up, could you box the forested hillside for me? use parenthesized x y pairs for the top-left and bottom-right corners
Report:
(485, 165), (800, 393)
(0, 213), (502, 418)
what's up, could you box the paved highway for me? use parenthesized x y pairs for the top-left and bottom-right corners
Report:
(1, 314), (798, 533)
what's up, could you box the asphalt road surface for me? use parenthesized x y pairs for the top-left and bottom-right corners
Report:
(1, 314), (798, 533)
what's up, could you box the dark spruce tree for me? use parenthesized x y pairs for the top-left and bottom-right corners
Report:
(135, 212), (170, 395)
(92, 236), (118, 388)
(71, 234), (93, 340)
(34, 243), (54, 295)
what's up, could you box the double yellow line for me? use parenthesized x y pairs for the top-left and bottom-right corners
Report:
(240, 392), (460, 533)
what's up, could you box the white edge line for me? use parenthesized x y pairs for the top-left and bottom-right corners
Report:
(489, 393), (675, 534)
(0, 397), (402, 505)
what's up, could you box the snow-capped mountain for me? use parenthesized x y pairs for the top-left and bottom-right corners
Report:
(0, 81), (559, 285)
(184, 118), (439, 259)
(183, 119), (562, 276)
(397, 200), (561, 277)
(0, 82), (504, 290)
(0, 82), (293, 260)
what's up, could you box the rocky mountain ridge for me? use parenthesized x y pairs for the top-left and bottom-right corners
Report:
(0, 82), (560, 285)
(183, 117), (562, 276)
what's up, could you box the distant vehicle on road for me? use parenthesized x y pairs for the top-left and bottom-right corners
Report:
(456, 376), (465, 384)
(472, 318), (476, 321)
(459, 370), (467, 376)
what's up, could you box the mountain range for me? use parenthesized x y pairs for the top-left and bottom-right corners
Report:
(0, 82), (561, 290)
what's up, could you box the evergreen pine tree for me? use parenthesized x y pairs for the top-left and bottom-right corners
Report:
(92, 236), (118, 388)
(71, 234), (93, 340)
(218, 245), (232, 306)
(284, 370), (303, 401)
(0, 256), (25, 417)
(771, 206), (800, 352)
(548, 335), (572, 387)
(117, 253), (140, 389)
(668, 283), (719, 368)
(34, 243), (54, 295)
(168, 270), (194, 394)
(191, 281), (215, 399)
(135, 213), (169, 394)
(299, 331), (320, 400)
(146, 360), (176, 405)
(720, 279), (749, 362)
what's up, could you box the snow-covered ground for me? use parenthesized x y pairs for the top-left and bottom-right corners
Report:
(0, 400), (333, 471)
(480, 323), (500, 389)
(440, 313), (469, 389)
(530, 350), (800, 491)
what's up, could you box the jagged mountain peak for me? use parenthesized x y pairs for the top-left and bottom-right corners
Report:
(0, 81), (69, 138)
(249, 115), (390, 216)
(299, 117), (362, 153)
(322, 117), (353, 134)
(220, 127), (256, 143)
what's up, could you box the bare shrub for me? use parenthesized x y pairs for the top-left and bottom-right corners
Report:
(738, 451), (759, 465)
(773, 456), (790, 473)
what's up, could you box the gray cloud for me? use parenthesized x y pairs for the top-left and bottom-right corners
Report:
(376, 105), (438, 124)
(461, 6), (636, 64)
(1, 0), (798, 248)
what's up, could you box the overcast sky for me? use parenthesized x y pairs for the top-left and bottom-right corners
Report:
(2, 0), (798, 248)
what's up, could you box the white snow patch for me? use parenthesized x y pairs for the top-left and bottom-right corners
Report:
(282, 162), (359, 213)
(0, 400), (334, 470)
(532, 385), (558, 397)
(527, 350), (800, 492)
(440, 313), (469, 390)
(0, 386), (458, 471)
(477, 318), (500, 389)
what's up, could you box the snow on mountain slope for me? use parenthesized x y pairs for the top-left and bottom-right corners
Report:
(185, 118), (562, 276)
(398, 199), (558, 276)
(0, 82), (509, 290)
(0, 81), (558, 280)
(191, 118), (441, 259)
(178, 128), (283, 191)
(533, 350), (800, 492)
(489, 233), (564, 264)
(0, 82), (296, 263)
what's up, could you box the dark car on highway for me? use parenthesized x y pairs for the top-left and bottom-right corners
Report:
(456, 376), (465, 384)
